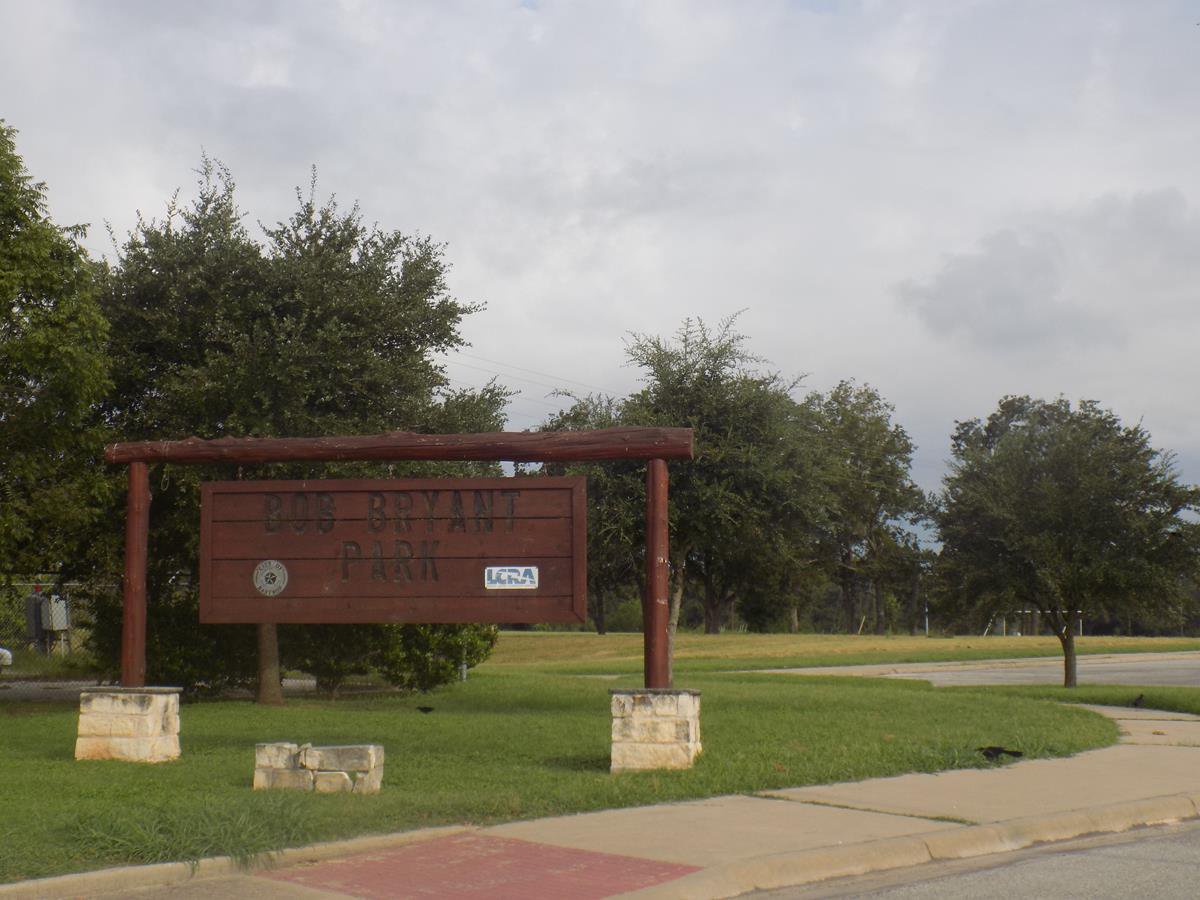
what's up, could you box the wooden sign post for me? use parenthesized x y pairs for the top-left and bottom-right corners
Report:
(105, 427), (693, 690)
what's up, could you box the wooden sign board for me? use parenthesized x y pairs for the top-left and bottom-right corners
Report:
(199, 477), (586, 624)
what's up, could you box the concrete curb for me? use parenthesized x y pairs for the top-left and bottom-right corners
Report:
(0, 825), (471, 900)
(5, 796), (1198, 900)
(618, 793), (1200, 899)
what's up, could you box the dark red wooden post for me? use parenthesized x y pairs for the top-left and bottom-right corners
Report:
(121, 461), (150, 687)
(644, 458), (671, 689)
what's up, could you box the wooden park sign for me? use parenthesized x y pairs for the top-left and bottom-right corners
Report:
(105, 427), (693, 691)
(199, 477), (586, 624)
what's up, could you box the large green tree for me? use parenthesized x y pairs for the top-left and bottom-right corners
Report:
(0, 121), (111, 581)
(811, 381), (924, 634)
(622, 318), (828, 643)
(936, 396), (1200, 686)
(85, 161), (507, 697)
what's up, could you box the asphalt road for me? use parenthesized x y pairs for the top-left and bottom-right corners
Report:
(757, 819), (1200, 899)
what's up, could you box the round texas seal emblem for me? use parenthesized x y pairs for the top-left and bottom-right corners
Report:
(252, 560), (288, 597)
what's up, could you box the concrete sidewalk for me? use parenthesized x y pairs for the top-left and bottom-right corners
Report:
(4, 705), (1200, 899)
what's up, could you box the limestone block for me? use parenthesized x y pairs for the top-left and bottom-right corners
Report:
(80, 691), (157, 716)
(77, 712), (169, 738)
(75, 734), (180, 763)
(352, 766), (384, 795)
(255, 742), (300, 769)
(299, 744), (384, 772)
(314, 771), (354, 793)
(80, 689), (179, 717)
(610, 689), (702, 773)
(675, 692), (700, 719)
(611, 741), (699, 772)
(611, 693), (635, 717)
(78, 690), (180, 747)
(612, 716), (697, 744)
(611, 689), (701, 718)
(160, 702), (181, 735)
(253, 767), (315, 791)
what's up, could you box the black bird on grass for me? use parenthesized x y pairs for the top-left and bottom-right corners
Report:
(977, 746), (1023, 761)
(1132, 693), (1145, 708)
(417, 706), (435, 714)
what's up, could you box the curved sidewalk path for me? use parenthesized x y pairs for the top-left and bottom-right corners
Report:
(5, 703), (1200, 899)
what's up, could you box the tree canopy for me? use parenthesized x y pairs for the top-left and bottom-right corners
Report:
(936, 396), (1200, 686)
(79, 160), (508, 695)
(541, 317), (935, 663)
(812, 381), (925, 634)
(0, 121), (111, 579)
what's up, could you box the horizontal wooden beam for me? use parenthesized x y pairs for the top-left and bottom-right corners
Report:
(105, 427), (694, 465)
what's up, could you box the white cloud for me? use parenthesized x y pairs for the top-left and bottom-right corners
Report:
(3, 0), (1200, 490)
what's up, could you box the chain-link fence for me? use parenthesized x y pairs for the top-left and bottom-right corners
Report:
(1, 580), (95, 685)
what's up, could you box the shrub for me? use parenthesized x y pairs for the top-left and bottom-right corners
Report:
(371, 623), (498, 692)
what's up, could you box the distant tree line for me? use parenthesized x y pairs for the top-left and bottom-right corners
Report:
(539, 320), (1200, 686)
(4, 120), (1199, 692)
(540, 316), (930, 648)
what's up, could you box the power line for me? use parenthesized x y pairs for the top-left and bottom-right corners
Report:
(442, 377), (566, 409)
(443, 351), (619, 396)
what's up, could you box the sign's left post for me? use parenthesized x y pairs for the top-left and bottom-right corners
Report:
(121, 461), (150, 687)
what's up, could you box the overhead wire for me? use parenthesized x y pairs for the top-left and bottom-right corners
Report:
(447, 350), (618, 395)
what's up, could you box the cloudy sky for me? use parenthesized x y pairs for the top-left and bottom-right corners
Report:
(3, 0), (1199, 492)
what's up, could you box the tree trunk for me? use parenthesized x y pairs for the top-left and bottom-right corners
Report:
(839, 553), (857, 633)
(256, 623), (284, 705)
(1057, 612), (1078, 688)
(700, 556), (715, 633)
(702, 569), (721, 634)
(908, 574), (921, 635)
(788, 605), (799, 634)
(594, 590), (607, 635)
(873, 581), (887, 635)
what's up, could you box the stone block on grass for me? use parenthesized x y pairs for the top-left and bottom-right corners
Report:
(75, 688), (182, 763)
(254, 767), (315, 791)
(255, 742), (300, 769)
(610, 689), (702, 773)
(314, 771), (354, 793)
(299, 744), (383, 772)
(353, 765), (385, 795)
(253, 741), (384, 794)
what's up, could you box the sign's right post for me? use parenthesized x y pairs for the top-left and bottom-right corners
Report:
(644, 458), (671, 689)
(611, 457), (702, 773)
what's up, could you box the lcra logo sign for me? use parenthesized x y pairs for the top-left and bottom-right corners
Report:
(484, 566), (540, 590)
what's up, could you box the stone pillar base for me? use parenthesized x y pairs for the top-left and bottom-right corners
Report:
(610, 689), (701, 773)
(254, 742), (385, 794)
(75, 687), (181, 763)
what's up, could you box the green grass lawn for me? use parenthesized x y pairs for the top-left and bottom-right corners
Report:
(487, 632), (1200, 675)
(0, 668), (1120, 884)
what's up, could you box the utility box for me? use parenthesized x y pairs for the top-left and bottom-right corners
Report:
(25, 592), (45, 644)
(41, 594), (70, 632)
